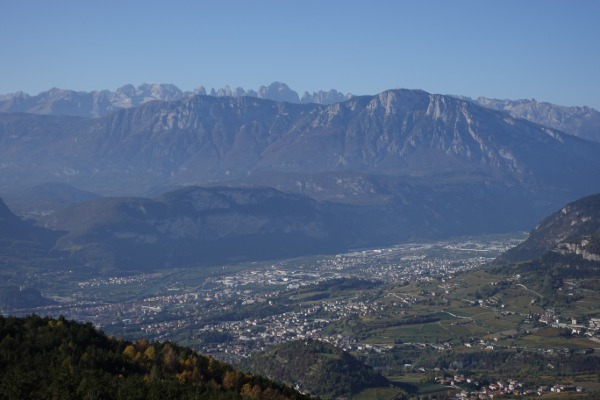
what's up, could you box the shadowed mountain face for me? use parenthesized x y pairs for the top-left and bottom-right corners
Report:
(0, 198), (64, 274)
(37, 186), (354, 271)
(1, 183), (545, 273)
(1, 183), (101, 218)
(0, 179), (550, 273)
(0, 198), (60, 249)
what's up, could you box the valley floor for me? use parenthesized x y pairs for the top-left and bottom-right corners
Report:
(5, 232), (600, 397)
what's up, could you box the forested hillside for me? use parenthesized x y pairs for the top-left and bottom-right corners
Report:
(242, 339), (390, 399)
(0, 315), (309, 400)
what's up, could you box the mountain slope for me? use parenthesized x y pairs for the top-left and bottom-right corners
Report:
(0, 198), (60, 259)
(8, 181), (549, 273)
(494, 193), (600, 265)
(241, 339), (390, 399)
(39, 186), (352, 271)
(4, 83), (597, 142)
(2, 183), (101, 218)
(475, 97), (600, 142)
(0, 315), (309, 400)
(0, 197), (67, 281)
(490, 193), (600, 304)
(2, 89), (599, 197)
(0, 182), (548, 274)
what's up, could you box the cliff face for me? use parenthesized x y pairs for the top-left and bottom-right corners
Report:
(494, 193), (600, 265)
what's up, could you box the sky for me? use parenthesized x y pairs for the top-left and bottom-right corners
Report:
(1, 0), (599, 109)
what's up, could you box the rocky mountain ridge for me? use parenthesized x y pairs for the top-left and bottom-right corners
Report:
(1, 89), (597, 196)
(0, 82), (352, 118)
(494, 193), (600, 265)
(473, 97), (600, 142)
(3, 82), (598, 143)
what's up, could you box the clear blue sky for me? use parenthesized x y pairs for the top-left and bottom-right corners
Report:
(2, 0), (599, 109)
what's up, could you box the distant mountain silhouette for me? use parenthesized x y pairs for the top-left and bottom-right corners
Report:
(474, 97), (600, 142)
(0, 82), (352, 118)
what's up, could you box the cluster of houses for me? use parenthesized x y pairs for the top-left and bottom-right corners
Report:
(435, 375), (586, 398)
(537, 384), (585, 395)
(197, 296), (391, 358)
(539, 308), (600, 338)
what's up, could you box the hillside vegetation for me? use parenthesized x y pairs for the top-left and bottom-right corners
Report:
(0, 315), (309, 400)
(242, 339), (390, 399)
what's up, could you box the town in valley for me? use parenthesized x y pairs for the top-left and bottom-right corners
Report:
(5, 232), (600, 396)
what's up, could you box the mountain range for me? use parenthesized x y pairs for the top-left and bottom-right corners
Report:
(472, 97), (600, 142)
(0, 82), (352, 118)
(2, 82), (598, 143)
(1, 85), (600, 271)
(2, 88), (599, 200)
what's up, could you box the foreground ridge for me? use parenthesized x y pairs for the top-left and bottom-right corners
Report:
(0, 314), (311, 400)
